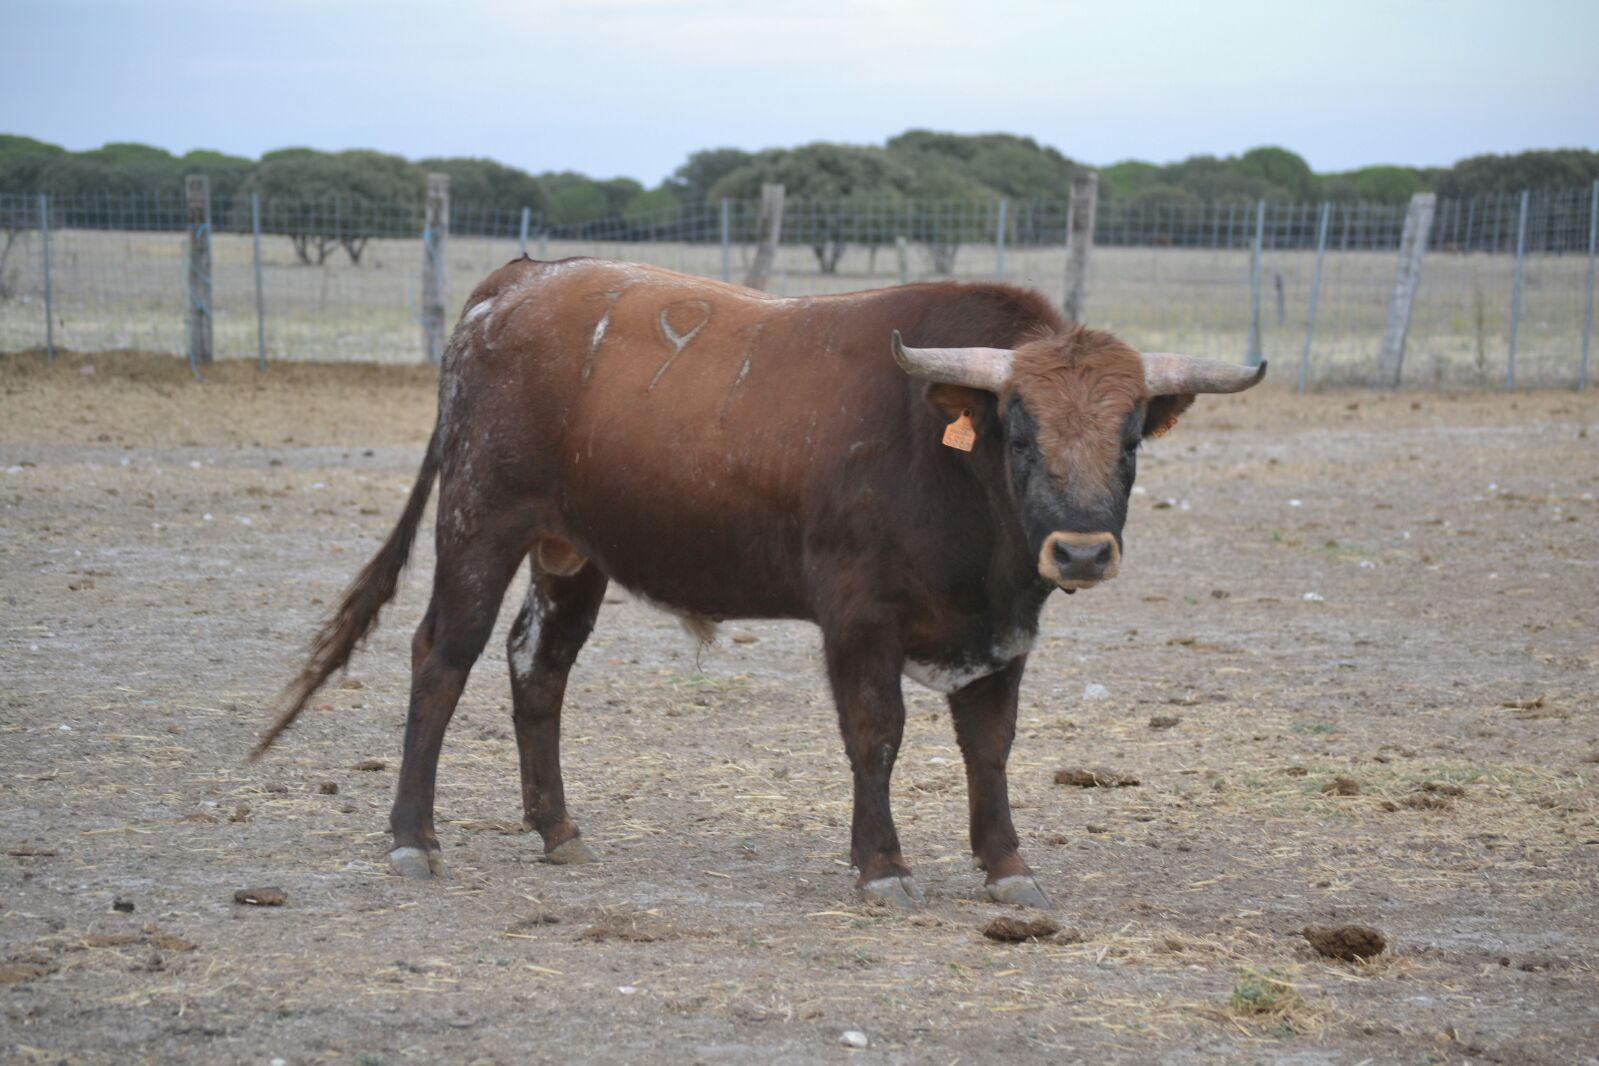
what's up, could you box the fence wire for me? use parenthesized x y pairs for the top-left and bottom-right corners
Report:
(1, 185), (1595, 388)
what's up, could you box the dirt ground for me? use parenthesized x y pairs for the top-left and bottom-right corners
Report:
(2, 350), (1596, 1065)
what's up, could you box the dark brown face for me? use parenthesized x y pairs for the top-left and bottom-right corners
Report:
(1002, 390), (1138, 590)
(1000, 335), (1179, 592)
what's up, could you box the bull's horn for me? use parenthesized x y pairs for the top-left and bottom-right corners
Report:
(1141, 353), (1267, 395)
(890, 330), (1014, 392)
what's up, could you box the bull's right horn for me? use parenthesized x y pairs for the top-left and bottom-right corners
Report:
(1141, 353), (1267, 396)
(890, 330), (1015, 392)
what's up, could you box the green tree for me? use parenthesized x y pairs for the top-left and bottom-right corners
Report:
(1237, 146), (1316, 201)
(1435, 150), (1599, 198)
(417, 156), (547, 231)
(622, 185), (682, 225)
(542, 175), (610, 225)
(1099, 160), (1160, 202)
(1320, 165), (1428, 203)
(669, 148), (753, 204)
(710, 142), (913, 272)
(887, 130), (1074, 201)
(247, 149), (423, 263)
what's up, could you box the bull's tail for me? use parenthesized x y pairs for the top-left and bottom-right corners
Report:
(250, 429), (441, 759)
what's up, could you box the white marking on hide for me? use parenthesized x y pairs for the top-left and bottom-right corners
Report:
(462, 298), (493, 326)
(648, 299), (712, 391)
(582, 292), (622, 381)
(902, 631), (1036, 695)
(508, 582), (544, 684)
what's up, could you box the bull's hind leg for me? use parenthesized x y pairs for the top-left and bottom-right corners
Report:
(507, 558), (607, 864)
(388, 520), (528, 880)
(949, 659), (1051, 908)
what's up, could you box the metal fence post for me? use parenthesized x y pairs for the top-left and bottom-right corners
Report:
(1374, 192), (1437, 387)
(719, 197), (731, 282)
(185, 175), (213, 368)
(251, 192), (266, 371)
(421, 173), (450, 364)
(38, 193), (53, 363)
(1247, 198), (1265, 366)
(1581, 179), (1598, 391)
(1298, 201), (1332, 393)
(995, 198), (1007, 280)
(1062, 171), (1097, 322)
(518, 206), (531, 257)
(1507, 188), (1530, 388)
(895, 236), (909, 286)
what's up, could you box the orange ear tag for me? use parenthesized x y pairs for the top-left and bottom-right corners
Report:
(942, 410), (976, 452)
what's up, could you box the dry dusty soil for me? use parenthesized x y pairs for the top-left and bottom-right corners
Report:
(2, 351), (1597, 1065)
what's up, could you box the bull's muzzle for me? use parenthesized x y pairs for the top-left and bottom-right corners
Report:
(1038, 531), (1120, 589)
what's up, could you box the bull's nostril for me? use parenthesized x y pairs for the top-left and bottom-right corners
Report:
(1094, 544), (1113, 567)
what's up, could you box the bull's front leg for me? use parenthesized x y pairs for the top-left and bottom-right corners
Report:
(822, 623), (923, 908)
(950, 658), (1051, 908)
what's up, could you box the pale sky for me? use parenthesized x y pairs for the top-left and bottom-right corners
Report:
(3, 0), (1595, 183)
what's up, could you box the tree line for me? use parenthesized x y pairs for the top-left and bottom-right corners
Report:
(2, 131), (1594, 267)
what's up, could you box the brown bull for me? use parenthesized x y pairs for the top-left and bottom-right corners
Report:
(257, 257), (1264, 908)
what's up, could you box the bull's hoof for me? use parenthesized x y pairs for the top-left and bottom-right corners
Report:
(389, 846), (444, 880)
(544, 837), (597, 865)
(986, 874), (1051, 909)
(859, 875), (926, 909)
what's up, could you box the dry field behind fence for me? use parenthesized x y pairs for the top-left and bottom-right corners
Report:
(2, 230), (1591, 387)
(1, 353), (1597, 1064)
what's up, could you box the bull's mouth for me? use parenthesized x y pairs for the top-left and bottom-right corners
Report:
(1037, 531), (1120, 590)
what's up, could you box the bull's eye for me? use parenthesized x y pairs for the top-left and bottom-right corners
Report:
(1010, 435), (1029, 454)
(1122, 439), (1139, 455)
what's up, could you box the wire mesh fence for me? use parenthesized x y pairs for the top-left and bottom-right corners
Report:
(2, 183), (1595, 388)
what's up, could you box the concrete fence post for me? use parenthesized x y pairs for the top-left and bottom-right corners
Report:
(1247, 199), (1266, 366)
(185, 175), (213, 367)
(743, 183), (785, 291)
(995, 198), (1007, 280)
(1298, 201), (1332, 393)
(251, 192), (266, 371)
(1507, 189), (1530, 388)
(896, 236), (910, 286)
(1581, 179), (1597, 392)
(38, 193), (53, 363)
(421, 173), (450, 365)
(719, 197), (731, 283)
(1062, 170), (1097, 322)
(1374, 192), (1437, 387)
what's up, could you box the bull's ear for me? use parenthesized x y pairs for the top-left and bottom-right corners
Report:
(1144, 394), (1195, 439)
(925, 383), (994, 435)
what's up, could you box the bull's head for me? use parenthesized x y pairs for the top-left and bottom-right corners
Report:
(891, 328), (1264, 592)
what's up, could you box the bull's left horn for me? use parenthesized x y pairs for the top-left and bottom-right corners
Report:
(890, 330), (1014, 392)
(1141, 353), (1267, 396)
